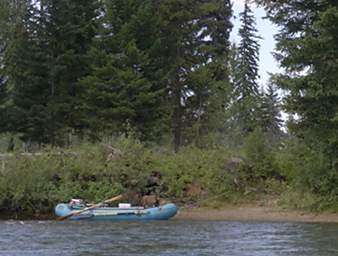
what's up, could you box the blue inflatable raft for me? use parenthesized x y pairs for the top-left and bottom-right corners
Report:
(55, 203), (177, 221)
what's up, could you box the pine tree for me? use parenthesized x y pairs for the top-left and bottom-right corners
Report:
(1, 0), (233, 148)
(187, 0), (233, 147)
(0, 0), (26, 133)
(82, 42), (166, 140)
(3, 1), (53, 143)
(256, 0), (338, 194)
(258, 84), (283, 144)
(82, 0), (168, 141)
(231, 0), (262, 137)
(237, 1), (261, 97)
(4, 0), (100, 145)
(156, 0), (232, 150)
(43, 0), (101, 139)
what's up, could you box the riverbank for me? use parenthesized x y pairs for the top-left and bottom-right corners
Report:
(1, 141), (338, 221)
(2, 205), (338, 223)
(175, 205), (338, 223)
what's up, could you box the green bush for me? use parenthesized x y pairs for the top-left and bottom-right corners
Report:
(0, 138), (237, 216)
(243, 128), (280, 180)
(1, 134), (337, 218)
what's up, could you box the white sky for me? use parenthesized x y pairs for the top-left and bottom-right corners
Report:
(231, 0), (281, 87)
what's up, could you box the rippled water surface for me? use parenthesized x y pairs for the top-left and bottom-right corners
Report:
(0, 220), (337, 256)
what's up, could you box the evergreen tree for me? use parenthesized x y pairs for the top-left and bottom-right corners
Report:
(4, 0), (100, 145)
(1, 0), (233, 149)
(6, 1), (57, 144)
(256, 0), (338, 194)
(43, 0), (101, 139)
(186, 0), (233, 147)
(258, 84), (283, 143)
(82, 41), (166, 140)
(156, 0), (232, 150)
(82, 0), (168, 141)
(237, 1), (261, 97)
(231, 0), (262, 137)
(227, 43), (239, 89)
(83, 0), (233, 146)
(0, 0), (26, 133)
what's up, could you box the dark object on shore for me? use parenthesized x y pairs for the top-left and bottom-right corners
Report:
(141, 195), (160, 207)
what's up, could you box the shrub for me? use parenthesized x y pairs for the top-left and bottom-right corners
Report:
(243, 128), (281, 181)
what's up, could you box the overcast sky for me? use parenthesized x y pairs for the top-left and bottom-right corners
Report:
(231, 0), (281, 88)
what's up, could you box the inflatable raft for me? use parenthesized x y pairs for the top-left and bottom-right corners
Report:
(55, 203), (177, 221)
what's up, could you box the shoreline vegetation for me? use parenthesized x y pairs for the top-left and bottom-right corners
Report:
(1, 136), (338, 222)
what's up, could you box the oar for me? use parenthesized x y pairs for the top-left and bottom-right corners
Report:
(56, 195), (123, 221)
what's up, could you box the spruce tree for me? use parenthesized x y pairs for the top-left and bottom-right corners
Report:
(81, 0), (168, 141)
(3, 1), (52, 143)
(4, 0), (100, 145)
(0, 0), (26, 133)
(256, 0), (338, 194)
(43, 0), (101, 139)
(156, 0), (232, 150)
(258, 84), (283, 143)
(82, 42), (166, 140)
(231, 0), (262, 137)
(188, 0), (233, 147)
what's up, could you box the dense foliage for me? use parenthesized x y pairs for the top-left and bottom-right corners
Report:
(0, 138), (286, 217)
(0, 0), (233, 149)
(0, 0), (337, 217)
(256, 0), (338, 205)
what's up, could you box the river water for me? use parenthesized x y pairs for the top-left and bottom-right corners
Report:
(0, 220), (337, 256)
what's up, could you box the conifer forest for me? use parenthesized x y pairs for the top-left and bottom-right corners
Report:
(0, 0), (337, 217)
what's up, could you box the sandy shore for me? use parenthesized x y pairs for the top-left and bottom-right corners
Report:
(1, 204), (338, 223)
(174, 205), (338, 223)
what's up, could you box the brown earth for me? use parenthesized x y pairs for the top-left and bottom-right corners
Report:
(174, 205), (338, 223)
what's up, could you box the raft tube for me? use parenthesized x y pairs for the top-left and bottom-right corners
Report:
(55, 203), (177, 221)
